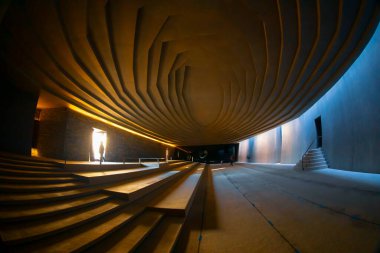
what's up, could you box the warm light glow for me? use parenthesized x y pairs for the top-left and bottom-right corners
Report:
(68, 104), (176, 148)
(31, 148), (39, 157)
(92, 128), (107, 160)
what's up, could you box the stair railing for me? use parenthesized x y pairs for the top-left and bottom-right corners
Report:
(301, 139), (316, 171)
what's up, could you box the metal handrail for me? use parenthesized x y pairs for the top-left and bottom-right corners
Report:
(301, 139), (316, 170)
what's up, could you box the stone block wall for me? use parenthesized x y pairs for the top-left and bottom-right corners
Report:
(37, 108), (172, 161)
(37, 108), (68, 159)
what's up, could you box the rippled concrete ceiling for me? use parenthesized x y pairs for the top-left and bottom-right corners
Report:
(0, 0), (379, 146)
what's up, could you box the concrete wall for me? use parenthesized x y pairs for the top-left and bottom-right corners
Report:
(238, 23), (380, 173)
(38, 108), (68, 159)
(0, 84), (38, 155)
(37, 108), (172, 161)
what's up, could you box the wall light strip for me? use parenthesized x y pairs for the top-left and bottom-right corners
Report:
(68, 104), (176, 148)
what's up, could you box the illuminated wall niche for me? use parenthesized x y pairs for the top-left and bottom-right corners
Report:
(92, 128), (107, 161)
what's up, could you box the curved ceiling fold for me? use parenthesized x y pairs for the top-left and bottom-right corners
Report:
(0, 0), (379, 146)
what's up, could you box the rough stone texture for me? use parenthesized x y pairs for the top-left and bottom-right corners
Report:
(38, 108), (68, 159)
(37, 108), (172, 161)
(239, 23), (380, 173)
(0, 84), (38, 155)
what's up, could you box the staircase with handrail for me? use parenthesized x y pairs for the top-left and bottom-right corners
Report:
(294, 138), (328, 171)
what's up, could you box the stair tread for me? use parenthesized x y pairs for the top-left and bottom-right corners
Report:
(104, 164), (195, 197)
(0, 157), (60, 167)
(0, 163), (61, 172)
(18, 202), (151, 252)
(0, 188), (96, 203)
(105, 171), (179, 194)
(0, 199), (125, 243)
(0, 168), (72, 177)
(0, 194), (110, 221)
(74, 166), (157, 178)
(0, 175), (76, 181)
(149, 166), (204, 214)
(135, 216), (185, 253)
(86, 211), (164, 253)
(0, 181), (83, 189)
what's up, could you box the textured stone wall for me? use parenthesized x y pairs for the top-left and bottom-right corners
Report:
(37, 108), (171, 161)
(238, 23), (380, 173)
(37, 108), (68, 159)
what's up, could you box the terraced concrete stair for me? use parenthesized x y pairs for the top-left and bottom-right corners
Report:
(0, 162), (64, 172)
(0, 181), (86, 193)
(0, 156), (61, 168)
(0, 199), (126, 244)
(0, 167), (73, 177)
(12, 205), (145, 252)
(0, 193), (111, 222)
(0, 153), (206, 252)
(0, 188), (99, 205)
(74, 166), (166, 184)
(84, 211), (164, 253)
(0, 175), (79, 184)
(149, 165), (205, 216)
(135, 216), (185, 253)
(103, 163), (198, 201)
(295, 148), (328, 170)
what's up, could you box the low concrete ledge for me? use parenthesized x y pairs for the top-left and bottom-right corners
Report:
(62, 163), (145, 172)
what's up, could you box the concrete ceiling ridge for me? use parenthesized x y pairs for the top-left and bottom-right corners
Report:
(0, 0), (379, 146)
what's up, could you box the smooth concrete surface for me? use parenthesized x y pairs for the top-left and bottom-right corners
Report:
(0, 199), (125, 243)
(239, 23), (380, 173)
(193, 164), (380, 253)
(136, 216), (185, 253)
(86, 211), (164, 253)
(0, 188), (95, 204)
(196, 165), (293, 253)
(18, 205), (140, 253)
(0, 194), (110, 221)
(104, 163), (196, 198)
(149, 166), (204, 215)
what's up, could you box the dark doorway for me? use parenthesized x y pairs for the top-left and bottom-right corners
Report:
(314, 116), (322, 147)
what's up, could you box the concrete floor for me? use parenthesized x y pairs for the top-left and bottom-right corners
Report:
(194, 164), (380, 253)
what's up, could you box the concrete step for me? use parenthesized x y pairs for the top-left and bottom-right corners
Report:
(303, 157), (325, 163)
(0, 156), (61, 168)
(74, 166), (167, 184)
(303, 159), (326, 166)
(104, 163), (198, 201)
(0, 167), (73, 177)
(135, 216), (185, 253)
(303, 160), (328, 166)
(160, 161), (192, 169)
(305, 164), (328, 170)
(0, 162), (63, 172)
(0, 175), (80, 184)
(0, 193), (111, 222)
(63, 163), (145, 172)
(83, 211), (164, 253)
(0, 188), (98, 205)
(0, 199), (126, 244)
(148, 165), (205, 216)
(11, 198), (157, 252)
(305, 151), (323, 157)
(0, 181), (86, 193)
(307, 148), (322, 153)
